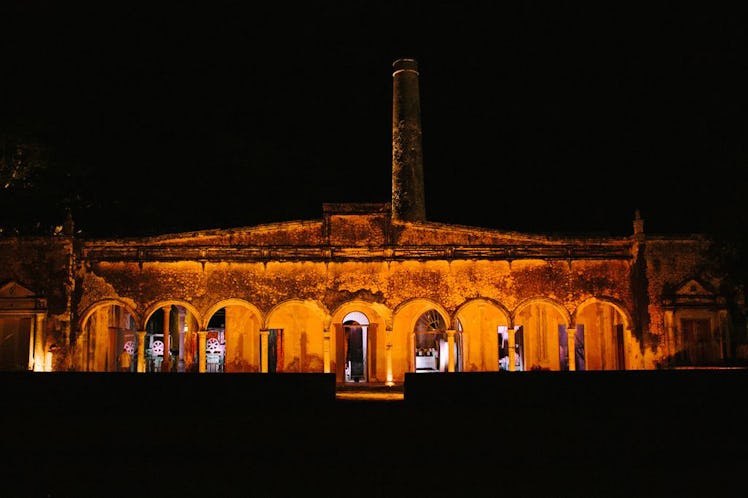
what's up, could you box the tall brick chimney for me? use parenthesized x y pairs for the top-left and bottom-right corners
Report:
(391, 58), (426, 222)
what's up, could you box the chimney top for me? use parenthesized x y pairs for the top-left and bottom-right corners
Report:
(393, 58), (418, 73)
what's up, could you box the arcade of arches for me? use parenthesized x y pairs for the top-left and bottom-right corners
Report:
(74, 296), (632, 381)
(0, 214), (741, 376)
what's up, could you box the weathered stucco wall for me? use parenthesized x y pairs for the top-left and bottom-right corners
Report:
(75, 248), (643, 378)
(78, 257), (635, 329)
(2, 211), (740, 374)
(640, 236), (722, 367)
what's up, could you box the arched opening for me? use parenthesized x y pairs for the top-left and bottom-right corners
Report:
(205, 302), (261, 373)
(413, 309), (458, 372)
(79, 303), (137, 372)
(577, 301), (628, 370)
(454, 299), (507, 372)
(342, 311), (369, 383)
(266, 299), (326, 373)
(514, 301), (567, 371)
(144, 304), (199, 372)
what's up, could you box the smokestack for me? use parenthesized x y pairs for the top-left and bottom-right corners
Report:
(392, 58), (426, 222)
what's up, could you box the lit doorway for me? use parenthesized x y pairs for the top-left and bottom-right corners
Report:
(343, 311), (368, 383)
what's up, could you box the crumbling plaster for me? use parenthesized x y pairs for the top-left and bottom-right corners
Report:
(79, 251), (635, 332)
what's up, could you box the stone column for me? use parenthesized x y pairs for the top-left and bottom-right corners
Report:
(198, 331), (208, 373)
(567, 327), (576, 371)
(664, 310), (675, 360)
(260, 329), (269, 373)
(109, 326), (118, 372)
(718, 309), (729, 360)
(161, 306), (171, 372)
(602, 307), (612, 368)
(385, 328), (394, 385)
(323, 329), (331, 374)
(178, 329), (186, 372)
(508, 327), (516, 372)
(33, 313), (45, 372)
(446, 329), (456, 372)
(136, 331), (146, 373)
(28, 318), (36, 371)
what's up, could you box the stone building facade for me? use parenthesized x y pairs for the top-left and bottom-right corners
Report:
(1, 59), (744, 380)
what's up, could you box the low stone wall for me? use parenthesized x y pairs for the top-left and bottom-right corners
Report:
(0, 372), (336, 417)
(403, 369), (748, 414)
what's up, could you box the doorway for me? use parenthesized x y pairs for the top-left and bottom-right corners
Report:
(342, 311), (369, 383)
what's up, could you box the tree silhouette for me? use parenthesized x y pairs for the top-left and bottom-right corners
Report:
(0, 128), (92, 236)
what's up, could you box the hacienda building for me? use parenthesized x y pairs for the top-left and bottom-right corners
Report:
(1, 58), (746, 382)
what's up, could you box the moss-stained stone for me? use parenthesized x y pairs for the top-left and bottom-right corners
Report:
(1, 208), (743, 372)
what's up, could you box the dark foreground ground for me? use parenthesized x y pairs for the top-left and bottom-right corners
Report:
(1, 370), (747, 498)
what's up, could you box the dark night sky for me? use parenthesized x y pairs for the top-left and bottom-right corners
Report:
(2, 2), (747, 239)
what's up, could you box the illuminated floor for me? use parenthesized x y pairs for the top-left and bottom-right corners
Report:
(335, 382), (404, 401)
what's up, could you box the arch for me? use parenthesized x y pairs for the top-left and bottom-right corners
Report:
(142, 300), (202, 372)
(575, 297), (632, 370)
(203, 299), (264, 331)
(393, 298), (452, 330)
(76, 300), (139, 372)
(265, 299), (328, 373)
(329, 299), (388, 329)
(205, 299), (264, 373)
(454, 297), (511, 327)
(454, 298), (510, 372)
(329, 299), (390, 383)
(512, 297), (570, 371)
(142, 300), (203, 330)
(343, 311), (369, 325)
(77, 299), (139, 334)
(390, 298), (450, 379)
(513, 296), (571, 326)
(574, 297), (632, 330)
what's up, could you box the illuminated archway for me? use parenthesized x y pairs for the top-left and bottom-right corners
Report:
(143, 301), (200, 372)
(575, 298), (631, 370)
(78, 300), (138, 372)
(391, 298), (451, 380)
(513, 298), (570, 371)
(454, 298), (510, 372)
(205, 300), (263, 373)
(413, 309), (453, 373)
(265, 299), (327, 373)
(330, 300), (389, 383)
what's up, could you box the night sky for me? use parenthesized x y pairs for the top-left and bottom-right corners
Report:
(2, 2), (746, 240)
